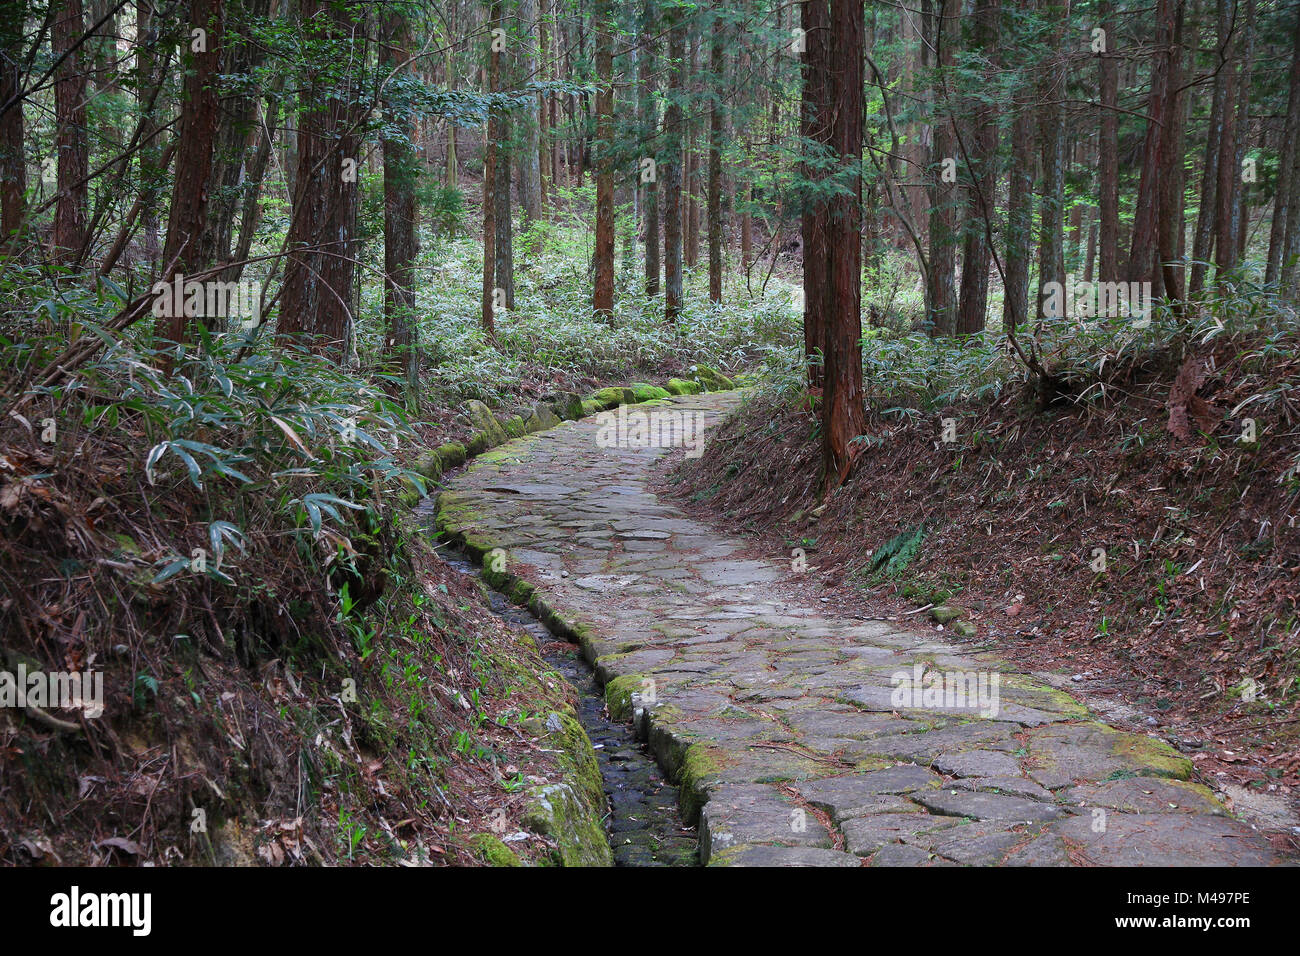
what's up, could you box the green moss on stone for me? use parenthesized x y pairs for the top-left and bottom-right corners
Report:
(469, 833), (522, 866)
(666, 378), (702, 395)
(1109, 729), (1194, 780)
(630, 383), (672, 402)
(604, 673), (643, 721)
(678, 743), (730, 821)
(690, 365), (735, 391)
(499, 415), (527, 438)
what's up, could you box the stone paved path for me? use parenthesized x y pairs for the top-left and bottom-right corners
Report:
(437, 391), (1287, 866)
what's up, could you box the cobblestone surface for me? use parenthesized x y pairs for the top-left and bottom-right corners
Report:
(438, 391), (1287, 867)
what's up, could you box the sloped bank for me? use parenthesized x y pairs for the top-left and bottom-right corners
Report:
(423, 366), (740, 866)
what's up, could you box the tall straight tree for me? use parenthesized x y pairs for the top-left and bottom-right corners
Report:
(1158, 0), (1188, 304)
(481, 0), (501, 338)
(639, 0), (660, 297)
(801, 0), (831, 385)
(157, 0), (224, 350)
(706, 7), (725, 304)
(1036, 0), (1068, 319)
(1002, 1), (1035, 331)
(0, 0), (27, 245)
(926, 0), (958, 334)
(1266, 9), (1300, 289)
(493, 5), (515, 310)
(1097, 0), (1119, 283)
(518, 0), (543, 225)
(52, 0), (89, 264)
(592, 0), (615, 318)
(821, 0), (867, 490)
(381, 2), (419, 398)
(1190, 0), (1233, 295)
(663, 3), (685, 323)
(956, 0), (1001, 335)
(1127, 0), (1174, 286)
(278, 0), (361, 359)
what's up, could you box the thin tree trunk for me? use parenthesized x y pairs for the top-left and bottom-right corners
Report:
(482, 1), (501, 339)
(518, 0), (542, 225)
(1159, 0), (1187, 304)
(1266, 11), (1300, 288)
(1190, 0), (1232, 295)
(53, 0), (89, 264)
(926, 0), (958, 334)
(1098, 0), (1119, 283)
(707, 17), (724, 304)
(1127, 0), (1173, 286)
(802, 0), (831, 384)
(1036, 1), (1068, 318)
(592, 0), (615, 317)
(381, 5), (419, 398)
(0, 0), (27, 245)
(956, 0), (1000, 335)
(640, 0), (659, 297)
(663, 8), (685, 323)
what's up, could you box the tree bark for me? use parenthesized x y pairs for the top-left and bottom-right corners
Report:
(1158, 0), (1187, 304)
(925, 0), (958, 334)
(1098, 0), (1119, 283)
(518, 0), (542, 225)
(277, 0), (361, 360)
(592, 0), (615, 318)
(956, 0), (1000, 335)
(0, 0), (27, 246)
(157, 0), (224, 348)
(640, 0), (660, 297)
(53, 0), (89, 265)
(821, 0), (867, 491)
(1266, 10), (1300, 288)
(1127, 0), (1173, 286)
(707, 16), (724, 304)
(663, 9), (685, 323)
(381, 4), (419, 398)
(802, 0), (831, 384)
(1190, 0), (1233, 295)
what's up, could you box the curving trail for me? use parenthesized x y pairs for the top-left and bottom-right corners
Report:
(438, 391), (1285, 866)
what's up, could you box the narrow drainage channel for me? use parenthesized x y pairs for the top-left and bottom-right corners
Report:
(430, 538), (698, 867)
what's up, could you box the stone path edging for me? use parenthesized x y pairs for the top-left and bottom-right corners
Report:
(436, 390), (1288, 867)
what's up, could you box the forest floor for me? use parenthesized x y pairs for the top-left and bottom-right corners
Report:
(669, 330), (1300, 844)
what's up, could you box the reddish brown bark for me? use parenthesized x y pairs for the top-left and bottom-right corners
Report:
(277, 0), (361, 360)
(821, 0), (867, 492)
(1098, 0), (1119, 283)
(53, 0), (88, 265)
(1127, 0), (1173, 286)
(592, 0), (615, 318)
(0, 0), (27, 245)
(157, 0), (225, 348)
(801, 0), (831, 387)
(663, 9), (684, 323)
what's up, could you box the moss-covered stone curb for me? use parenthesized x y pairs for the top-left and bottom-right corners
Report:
(432, 387), (1290, 867)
